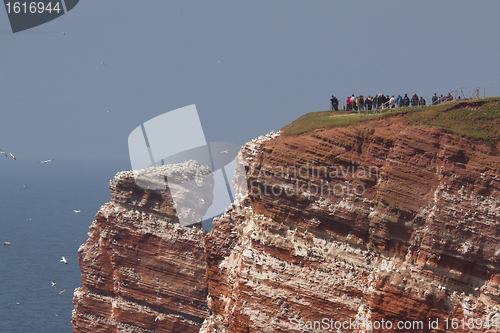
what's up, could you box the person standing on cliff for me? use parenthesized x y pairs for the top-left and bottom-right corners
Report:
(403, 93), (410, 107)
(389, 95), (395, 109)
(357, 95), (364, 112)
(432, 93), (438, 105)
(395, 94), (403, 108)
(330, 95), (339, 111)
(365, 95), (372, 111)
(381, 94), (386, 108)
(411, 93), (419, 107)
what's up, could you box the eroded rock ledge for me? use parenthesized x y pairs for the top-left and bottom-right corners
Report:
(72, 162), (212, 333)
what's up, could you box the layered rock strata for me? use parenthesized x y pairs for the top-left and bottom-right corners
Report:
(74, 101), (500, 333)
(72, 161), (212, 333)
(202, 105), (500, 332)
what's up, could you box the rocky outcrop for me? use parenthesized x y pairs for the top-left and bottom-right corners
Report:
(74, 100), (500, 333)
(203, 102), (500, 332)
(72, 161), (212, 333)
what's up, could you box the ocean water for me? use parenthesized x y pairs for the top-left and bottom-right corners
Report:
(0, 157), (130, 332)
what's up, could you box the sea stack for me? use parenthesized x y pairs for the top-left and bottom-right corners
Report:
(72, 161), (213, 333)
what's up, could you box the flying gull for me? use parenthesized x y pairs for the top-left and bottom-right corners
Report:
(58, 288), (67, 295)
(0, 150), (7, 157)
(101, 62), (108, 66)
(39, 159), (54, 164)
(220, 150), (229, 154)
(73, 210), (81, 214)
(9, 153), (16, 160)
(60, 255), (68, 264)
(3, 242), (11, 246)
(51, 281), (57, 288)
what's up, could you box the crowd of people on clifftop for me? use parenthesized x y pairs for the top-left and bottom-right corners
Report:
(329, 92), (455, 111)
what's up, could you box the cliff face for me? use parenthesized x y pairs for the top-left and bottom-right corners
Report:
(74, 100), (500, 333)
(72, 162), (212, 333)
(203, 102), (500, 332)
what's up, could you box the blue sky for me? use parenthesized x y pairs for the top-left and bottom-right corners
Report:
(1, 0), (500, 163)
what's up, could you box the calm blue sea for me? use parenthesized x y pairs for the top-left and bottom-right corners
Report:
(0, 157), (131, 332)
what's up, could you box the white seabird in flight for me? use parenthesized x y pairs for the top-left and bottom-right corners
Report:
(0, 150), (7, 157)
(9, 153), (16, 160)
(60, 256), (68, 264)
(39, 159), (54, 164)
(101, 62), (108, 66)
(3, 242), (11, 246)
(58, 288), (67, 295)
(220, 150), (229, 154)
(73, 210), (81, 214)
(51, 281), (57, 288)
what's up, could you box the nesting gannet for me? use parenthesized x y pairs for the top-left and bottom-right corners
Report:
(58, 288), (67, 295)
(73, 210), (81, 214)
(60, 256), (68, 264)
(9, 153), (16, 160)
(39, 159), (54, 164)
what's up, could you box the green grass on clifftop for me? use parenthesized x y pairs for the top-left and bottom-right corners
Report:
(402, 98), (500, 147)
(281, 110), (386, 136)
(281, 98), (500, 147)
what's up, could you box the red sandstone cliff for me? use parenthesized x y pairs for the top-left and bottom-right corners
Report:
(74, 100), (500, 333)
(72, 162), (212, 333)
(202, 100), (500, 332)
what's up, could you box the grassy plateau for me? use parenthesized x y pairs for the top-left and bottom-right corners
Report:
(281, 98), (500, 147)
